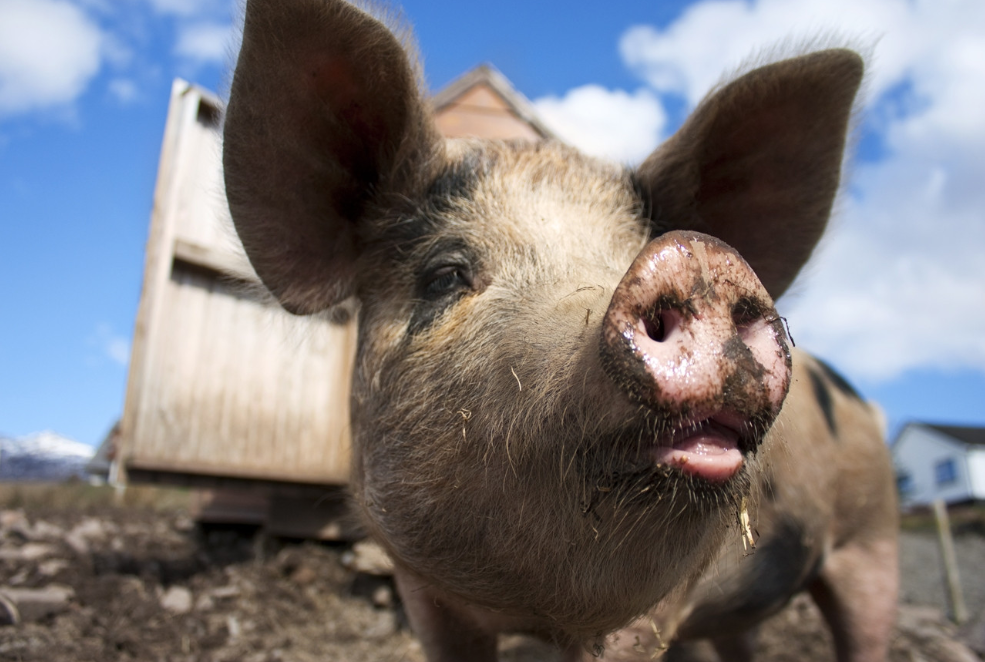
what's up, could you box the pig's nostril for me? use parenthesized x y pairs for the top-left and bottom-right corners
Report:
(642, 315), (664, 342)
(641, 310), (671, 342)
(731, 297), (764, 332)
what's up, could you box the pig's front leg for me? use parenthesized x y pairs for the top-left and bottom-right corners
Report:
(394, 566), (498, 662)
(808, 537), (898, 662)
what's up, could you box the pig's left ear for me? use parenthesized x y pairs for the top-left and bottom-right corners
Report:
(223, 0), (442, 314)
(635, 49), (863, 300)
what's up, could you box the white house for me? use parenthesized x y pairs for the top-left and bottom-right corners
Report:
(893, 423), (985, 507)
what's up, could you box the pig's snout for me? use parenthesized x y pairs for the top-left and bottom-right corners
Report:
(600, 231), (792, 481)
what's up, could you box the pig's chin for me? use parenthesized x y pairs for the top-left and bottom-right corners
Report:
(358, 421), (752, 642)
(354, 396), (766, 641)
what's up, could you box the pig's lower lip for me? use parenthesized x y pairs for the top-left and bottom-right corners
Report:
(652, 415), (747, 482)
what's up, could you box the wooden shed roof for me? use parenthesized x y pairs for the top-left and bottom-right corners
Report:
(433, 64), (557, 141)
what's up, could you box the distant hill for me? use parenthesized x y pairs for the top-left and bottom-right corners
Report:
(0, 431), (95, 481)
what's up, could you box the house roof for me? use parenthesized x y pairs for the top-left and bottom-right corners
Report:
(85, 421), (119, 476)
(910, 423), (985, 447)
(432, 64), (558, 141)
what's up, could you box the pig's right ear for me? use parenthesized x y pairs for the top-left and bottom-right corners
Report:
(223, 0), (442, 314)
(635, 49), (863, 300)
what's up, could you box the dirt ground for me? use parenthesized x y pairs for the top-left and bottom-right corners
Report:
(0, 485), (982, 662)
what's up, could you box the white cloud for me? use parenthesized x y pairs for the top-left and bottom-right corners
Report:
(781, 124), (985, 380)
(533, 86), (667, 164)
(90, 324), (130, 367)
(618, 0), (926, 106)
(147, 0), (218, 17)
(150, 0), (237, 65)
(108, 78), (138, 103)
(101, 32), (134, 69)
(0, 0), (105, 116)
(105, 336), (131, 366)
(555, 0), (985, 383)
(174, 21), (234, 64)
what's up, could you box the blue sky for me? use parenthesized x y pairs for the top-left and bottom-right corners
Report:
(1, 0), (983, 448)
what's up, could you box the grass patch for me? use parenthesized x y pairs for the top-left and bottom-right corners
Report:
(901, 502), (985, 536)
(0, 480), (192, 514)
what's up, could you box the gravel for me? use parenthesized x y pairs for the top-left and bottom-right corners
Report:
(0, 501), (981, 661)
(899, 530), (985, 620)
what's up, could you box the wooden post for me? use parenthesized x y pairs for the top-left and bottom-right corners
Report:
(932, 498), (968, 624)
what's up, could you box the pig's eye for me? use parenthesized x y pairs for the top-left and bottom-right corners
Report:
(410, 260), (476, 334)
(422, 265), (472, 299)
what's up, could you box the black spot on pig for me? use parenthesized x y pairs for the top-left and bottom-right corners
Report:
(815, 358), (862, 401)
(424, 147), (489, 210)
(384, 148), (492, 248)
(677, 516), (819, 639)
(808, 367), (837, 436)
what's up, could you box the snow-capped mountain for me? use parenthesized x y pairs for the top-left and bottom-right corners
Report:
(0, 431), (95, 481)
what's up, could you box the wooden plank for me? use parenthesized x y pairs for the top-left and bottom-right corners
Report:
(192, 489), (269, 526)
(266, 493), (363, 541)
(179, 266), (220, 466)
(172, 238), (257, 283)
(126, 465), (339, 497)
(127, 257), (354, 483)
(933, 498), (969, 624)
(133, 88), (219, 469)
(126, 453), (346, 486)
(118, 79), (196, 482)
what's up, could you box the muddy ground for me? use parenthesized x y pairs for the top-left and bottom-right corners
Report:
(0, 485), (982, 662)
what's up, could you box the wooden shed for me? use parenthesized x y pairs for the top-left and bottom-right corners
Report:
(117, 66), (553, 535)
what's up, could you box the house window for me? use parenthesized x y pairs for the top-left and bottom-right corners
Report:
(896, 472), (914, 496)
(935, 458), (957, 486)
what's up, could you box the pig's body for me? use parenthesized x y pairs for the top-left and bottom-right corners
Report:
(222, 1), (899, 660)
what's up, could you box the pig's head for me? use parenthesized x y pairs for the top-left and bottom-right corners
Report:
(223, 0), (862, 642)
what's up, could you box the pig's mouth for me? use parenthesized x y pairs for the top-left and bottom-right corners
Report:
(650, 411), (756, 483)
(579, 410), (765, 518)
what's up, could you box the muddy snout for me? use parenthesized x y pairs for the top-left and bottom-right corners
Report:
(600, 231), (792, 478)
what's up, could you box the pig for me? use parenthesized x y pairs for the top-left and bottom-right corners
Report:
(221, 1), (899, 660)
